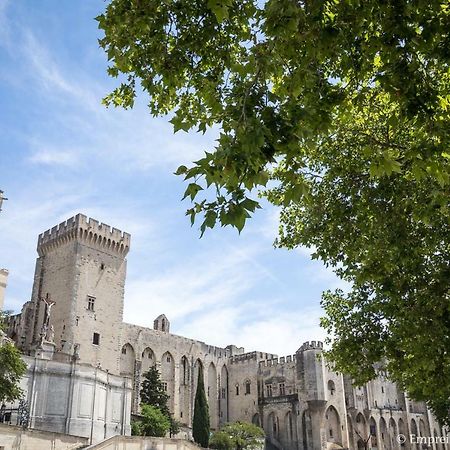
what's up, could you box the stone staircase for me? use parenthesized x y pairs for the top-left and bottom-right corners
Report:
(83, 435), (205, 450)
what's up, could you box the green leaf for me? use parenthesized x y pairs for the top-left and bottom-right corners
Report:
(182, 183), (203, 201)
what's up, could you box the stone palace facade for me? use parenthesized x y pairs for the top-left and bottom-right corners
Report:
(5, 214), (449, 449)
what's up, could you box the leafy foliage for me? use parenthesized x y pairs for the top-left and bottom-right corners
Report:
(140, 366), (170, 412)
(133, 404), (171, 437)
(193, 368), (210, 447)
(0, 342), (26, 403)
(209, 431), (234, 450)
(0, 312), (26, 403)
(140, 366), (179, 435)
(210, 422), (265, 450)
(131, 419), (141, 436)
(98, 0), (450, 424)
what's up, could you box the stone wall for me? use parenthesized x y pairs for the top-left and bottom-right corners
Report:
(85, 436), (204, 450)
(0, 423), (88, 450)
(120, 322), (245, 429)
(6, 355), (133, 445)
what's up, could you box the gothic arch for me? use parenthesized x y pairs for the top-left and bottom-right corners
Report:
(327, 379), (336, 397)
(388, 418), (397, 450)
(219, 364), (229, 425)
(419, 418), (429, 439)
(286, 411), (294, 442)
(160, 351), (175, 413)
(120, 343), (135, 376)
(324, 405), (342, 446)
(267, 411), (280, 441)
(369, 417), (378, 449)
(353, 412), (368, 446)
(208, 362), (218, 429)
(193, 359), (204, 397)
(252, 413), (261, 427)
(179, 356), (190, 424)
(410, 419), (418, 450)
(379, 417), (388, 448)
(141, 347), (155, 374)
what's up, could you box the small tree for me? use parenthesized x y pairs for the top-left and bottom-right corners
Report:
(192, 367), (209, 447)
(140, 366), (179, 436)
(0, 342), (26, 403)
(0, 312), (26, 403)
(209, 431), (234, 450)
(138, 404), (171, 437)
(210, 422), (265, 450)
(140, 366), (170, 412)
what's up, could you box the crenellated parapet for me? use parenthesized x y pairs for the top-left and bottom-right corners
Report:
(230, 351), (277, 364)
(297, 340), (324, 352)
(37, 213), (131, 256)
(259, 354), (297, 368)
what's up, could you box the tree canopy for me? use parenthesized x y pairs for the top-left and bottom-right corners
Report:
(132, 404), (171, 437)
(0, 312), (26, 403)
(98, 0), (450, 424)
(210, 422), (265, 450)
(140, 366), (179, 435)
(140, 366), (170, 413)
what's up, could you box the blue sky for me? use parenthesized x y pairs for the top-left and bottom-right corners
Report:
(0, 0), (346, 355)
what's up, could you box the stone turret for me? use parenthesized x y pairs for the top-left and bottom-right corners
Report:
(296, 341), (325, 400)
(153, 314), (170, 333)
(38, 214), (130, 257)
(25, 214), (131, 374)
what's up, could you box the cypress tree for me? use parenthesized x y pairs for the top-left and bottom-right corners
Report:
(192, 367), (210, 447)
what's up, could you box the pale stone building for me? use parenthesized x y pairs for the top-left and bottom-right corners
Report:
(0, 268), (8, 311)
(6, 214), (450, 449)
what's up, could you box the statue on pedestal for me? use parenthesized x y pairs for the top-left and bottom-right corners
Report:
(39, 293), (56, 346)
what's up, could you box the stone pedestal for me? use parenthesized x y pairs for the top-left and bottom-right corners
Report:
(34, 341), (55, 360)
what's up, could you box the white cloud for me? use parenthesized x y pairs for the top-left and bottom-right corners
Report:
(124, 242), (264, 324)
(177, 301), (326, 356)
(12, 28), (213, 174)
(28, 148), (79, 166)
(0, 0), (11, 48)
(21, 31), (101, 112)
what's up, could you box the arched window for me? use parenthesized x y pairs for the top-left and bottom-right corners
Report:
(235, 384), (240, 396)
(325, 405), (342, 445)
(328, 380), (336, 396)
(245, 380), (251, 395)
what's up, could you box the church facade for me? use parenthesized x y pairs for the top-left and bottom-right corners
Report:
(6, 214), (449, 449)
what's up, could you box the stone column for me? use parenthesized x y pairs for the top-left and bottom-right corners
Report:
(307, 400), (328, 450)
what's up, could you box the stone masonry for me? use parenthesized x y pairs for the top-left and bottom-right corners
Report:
(6, 214), (450, 450)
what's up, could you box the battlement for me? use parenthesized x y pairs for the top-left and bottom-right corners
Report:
(207, 345), (231, 359)
(0, 268), (8, 276)
(259, 354), (297, 368)
(37, 214), (131, 256)
(230, 351), (277, 364)
(297, 341), (324, 352)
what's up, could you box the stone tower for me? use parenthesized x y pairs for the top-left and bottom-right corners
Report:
(28, 214), (130, 374)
